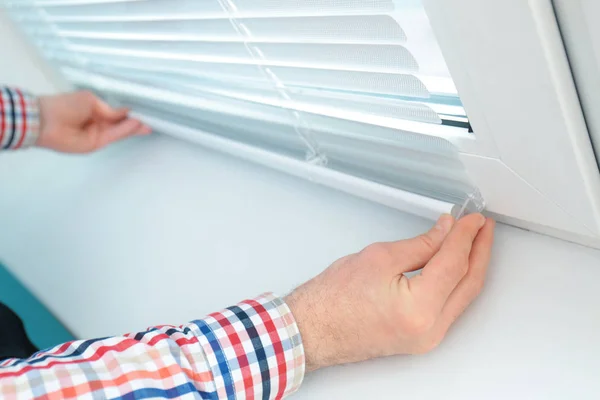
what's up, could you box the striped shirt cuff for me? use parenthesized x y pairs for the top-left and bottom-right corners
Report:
(193, 293), (305, 399)
(0, 87), (40, 150)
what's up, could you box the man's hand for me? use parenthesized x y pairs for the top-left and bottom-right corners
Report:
(287, 213), (495, 371)
(37, 91), (151, 153)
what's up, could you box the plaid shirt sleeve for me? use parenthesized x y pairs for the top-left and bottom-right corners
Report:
(0, 87), (40, 150)
(0, 293), (305, 400)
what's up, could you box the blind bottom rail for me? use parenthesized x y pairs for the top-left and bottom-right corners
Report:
(134, 112), (456, 221)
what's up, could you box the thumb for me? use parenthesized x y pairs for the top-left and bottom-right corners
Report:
(389, 214), (455, 272)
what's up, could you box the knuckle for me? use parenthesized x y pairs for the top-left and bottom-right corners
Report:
(76, 90), (96, 104)
(416, 233), (437, 253)
(451, 254), (470, 277)
(79, 90), (94, 99)
(404, 312), (436, 336)
(443, 259), (468, 281)
(458, 260), (470, 276)
(360, 242), (391, 262)
(413, 337), (442, 354)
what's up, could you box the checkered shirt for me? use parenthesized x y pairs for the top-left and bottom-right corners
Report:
(0, 87), (40, 149)
(0, 293), (305, 399)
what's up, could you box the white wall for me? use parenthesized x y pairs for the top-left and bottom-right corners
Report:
(0, 10), (69, 94)
(2, 11), (600, 399)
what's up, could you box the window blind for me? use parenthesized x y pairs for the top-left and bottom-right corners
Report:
(3, 0), (483, 218)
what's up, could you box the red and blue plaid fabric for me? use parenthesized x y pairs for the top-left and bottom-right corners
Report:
(0, 292), (305, 400)
(0, 87), (39, 149)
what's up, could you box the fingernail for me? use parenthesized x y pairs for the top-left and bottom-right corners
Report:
(436, 214), (454, 236)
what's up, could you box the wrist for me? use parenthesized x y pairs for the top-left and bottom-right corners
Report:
(36, 96), (53, 149)
(286, 285), (340, 372)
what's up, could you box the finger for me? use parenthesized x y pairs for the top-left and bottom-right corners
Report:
(437, 218), (495, 332)
(98, 119), (143, 147)
(409, 213), (486, 310)
(93, 97), (130, 122)
(387, 214), (455, 273)
(137, 124), (152, 135)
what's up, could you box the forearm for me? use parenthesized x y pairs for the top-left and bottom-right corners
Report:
(0, 87), (40, 150)
(0, 293), (305, 399)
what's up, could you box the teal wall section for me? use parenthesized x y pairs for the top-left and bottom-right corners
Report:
(0, 264), (75, 351)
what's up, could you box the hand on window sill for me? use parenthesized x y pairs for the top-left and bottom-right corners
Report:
(286, 213), (495, 372)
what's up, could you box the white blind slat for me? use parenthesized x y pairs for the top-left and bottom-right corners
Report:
(8, 0), (394, 19)
(44, 50), (433, 97)
(36, 38), (419, 74)
(85, 65), (442, 124)
(20, 15), (407, 44)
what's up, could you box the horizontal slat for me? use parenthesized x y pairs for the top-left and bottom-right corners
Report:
(33, 45), (456, 95)
(426, 102), (466, 118)
(45, 50), (432, 97)
(6, 0), (143, 6)
(19, 14), (407, 44)
(35, 37), (419, 74)
(80, 64), (443, 125)
(7, 0), (395, 20)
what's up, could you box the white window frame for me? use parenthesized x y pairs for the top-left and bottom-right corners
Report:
(423, 0), (600, 247)
(553, 0), (600, 192)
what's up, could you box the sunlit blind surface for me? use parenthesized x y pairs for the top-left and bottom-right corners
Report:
(3, 0), (475, 205)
